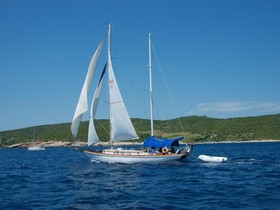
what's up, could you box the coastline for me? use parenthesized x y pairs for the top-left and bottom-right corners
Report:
(194, 139), (280, 144)
(2, 139), (280, 148)
(4, 140), (142, 148)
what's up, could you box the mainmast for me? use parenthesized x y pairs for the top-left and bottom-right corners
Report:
(107, 23), (113, 146)
(107, 23), (139, 146)
(148, 33), (154, 136)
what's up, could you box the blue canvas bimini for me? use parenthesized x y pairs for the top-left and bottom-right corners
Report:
(143, 136), (185, 150)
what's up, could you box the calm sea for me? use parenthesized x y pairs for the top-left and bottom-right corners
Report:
(1, 142), (279, 210)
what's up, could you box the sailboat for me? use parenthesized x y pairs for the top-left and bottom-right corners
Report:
(28, 123), (45, 151)
(71, 24), (192, 163)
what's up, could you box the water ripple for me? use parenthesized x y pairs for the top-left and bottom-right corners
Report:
(1, 142), (280, 209)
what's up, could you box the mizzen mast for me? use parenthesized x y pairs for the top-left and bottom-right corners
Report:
(148, 33), (154, 136)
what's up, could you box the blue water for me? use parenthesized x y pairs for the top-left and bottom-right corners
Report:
(1, 142), (279, 210)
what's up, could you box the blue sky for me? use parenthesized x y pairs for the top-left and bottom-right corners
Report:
(1, 0), (280, 131)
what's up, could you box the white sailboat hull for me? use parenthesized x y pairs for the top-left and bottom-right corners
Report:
(83, 150), (188, 164)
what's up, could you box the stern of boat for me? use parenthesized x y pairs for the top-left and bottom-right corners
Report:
(175, 144), (193, 159)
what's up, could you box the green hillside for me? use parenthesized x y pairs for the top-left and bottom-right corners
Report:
(1, 114), (280, 147)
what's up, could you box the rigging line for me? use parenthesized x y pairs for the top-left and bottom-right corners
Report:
(96, 120), (110, 136)
(151, 41), (186, 136)
(109, 25), (147, 120)
(131, 83), (147, 119)
(113, 25), (147, 40)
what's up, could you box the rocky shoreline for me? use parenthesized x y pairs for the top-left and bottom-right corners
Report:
(4, 140), (142, 148)
(3, 139), (280, 149)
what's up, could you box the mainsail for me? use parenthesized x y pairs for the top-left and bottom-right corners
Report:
(107, 24), (138, 141)
(71, 37), (105, 141)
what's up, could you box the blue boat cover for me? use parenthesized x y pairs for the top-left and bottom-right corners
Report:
(143, 136), (185, 149)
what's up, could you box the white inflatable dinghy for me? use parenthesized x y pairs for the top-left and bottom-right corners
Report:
(198, 155), (228, 163)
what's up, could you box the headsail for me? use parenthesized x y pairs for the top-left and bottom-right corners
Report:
(71, 37), (105, 142)
(107, 24), (138, 141)
(88, 64), (107, 146)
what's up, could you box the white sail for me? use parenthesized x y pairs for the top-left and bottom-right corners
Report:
(71, 37), (105, 141)
(88, 64), (107, 146)
(107, 24), (138, 141)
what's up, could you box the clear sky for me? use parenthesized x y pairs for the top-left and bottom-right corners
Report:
(1, 0), (280, 131)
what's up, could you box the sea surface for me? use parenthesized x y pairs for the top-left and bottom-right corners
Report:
(1, 142), (279, 210)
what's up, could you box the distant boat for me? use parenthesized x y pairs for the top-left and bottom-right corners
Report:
(71, 24), (192, 163)
(28, 145), (45, 151)
(28, 123), (45, 151)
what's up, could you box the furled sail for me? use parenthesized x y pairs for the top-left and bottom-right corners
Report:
(88, 64), (107, 146)
(107, 24), (138, 141)
(71, 37), (105, 142)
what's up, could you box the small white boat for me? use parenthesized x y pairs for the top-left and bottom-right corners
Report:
(198, 155), (227, 163)
(28, 145), (45, 151)
(28, 122), (45, 151)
